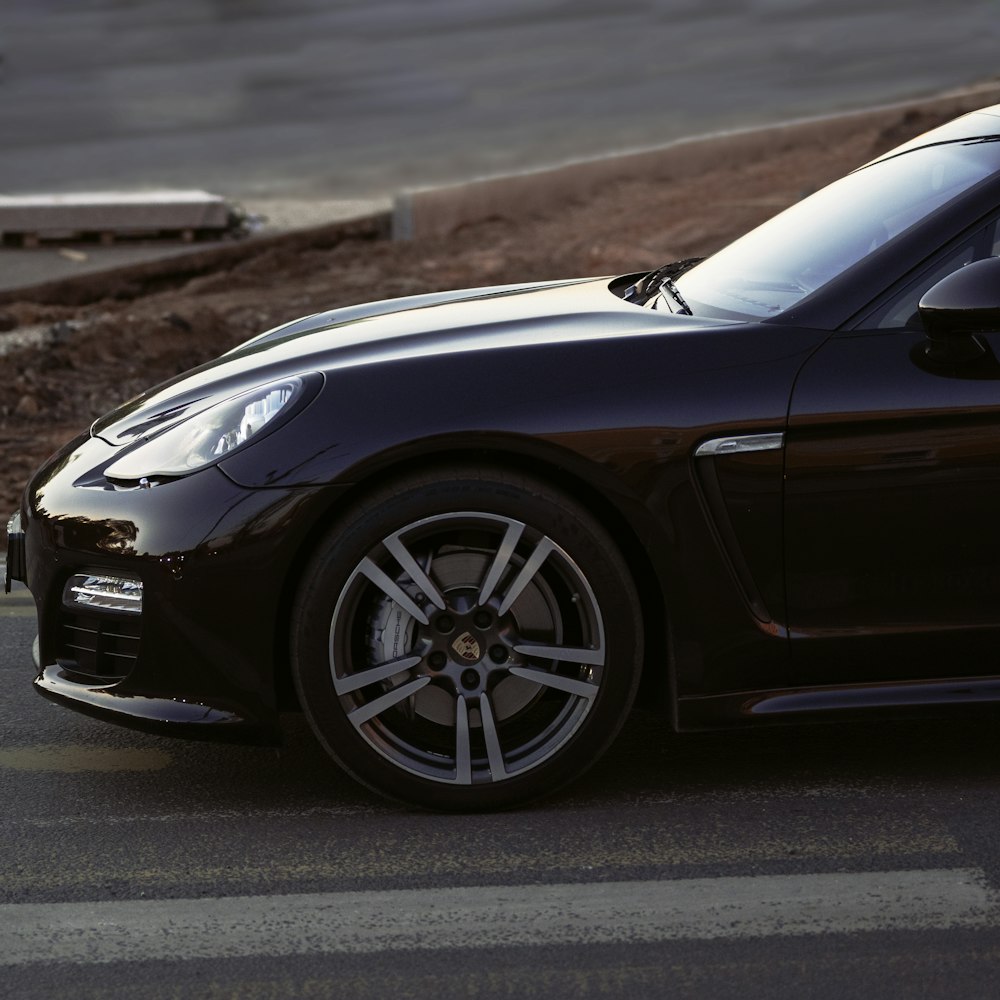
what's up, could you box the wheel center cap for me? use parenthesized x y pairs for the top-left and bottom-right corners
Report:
(451, 631), (482, 663)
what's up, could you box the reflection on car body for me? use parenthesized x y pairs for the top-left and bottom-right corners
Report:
(9, 104), (1000, 810)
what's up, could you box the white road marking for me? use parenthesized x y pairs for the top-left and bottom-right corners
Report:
(0, 869), (992, 966)
(0, 804), (382, 830)
(0, 596), (36, 619)
(0, 746), (171, 773)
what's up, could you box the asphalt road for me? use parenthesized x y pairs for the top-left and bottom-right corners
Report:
(5, 580), (1000, 997)
(3, 0), (1000, 201)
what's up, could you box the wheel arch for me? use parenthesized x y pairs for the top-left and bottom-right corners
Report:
(270, 433), (673, 718)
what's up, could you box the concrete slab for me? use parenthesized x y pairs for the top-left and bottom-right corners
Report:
(0, 198), (390, 297)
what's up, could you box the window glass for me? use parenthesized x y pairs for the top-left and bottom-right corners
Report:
(865, 219), (999, 329)
(674, 141), (1000, 321)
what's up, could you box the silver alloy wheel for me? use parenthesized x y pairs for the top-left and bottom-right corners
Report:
(327, 511), (606, 786)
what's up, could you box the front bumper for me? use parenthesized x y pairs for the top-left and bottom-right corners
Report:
(33, 662), (263, 744)
(19, 432), (340, 746)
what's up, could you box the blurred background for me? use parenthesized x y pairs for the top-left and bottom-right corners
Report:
(3, 0), (1000, 203)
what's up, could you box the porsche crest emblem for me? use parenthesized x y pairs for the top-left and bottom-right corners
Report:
(451, 631), (481, 663)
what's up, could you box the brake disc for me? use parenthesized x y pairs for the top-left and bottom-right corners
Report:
(366, 549), (559, 726)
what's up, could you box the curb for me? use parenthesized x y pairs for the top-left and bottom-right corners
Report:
(393, 79), (1000, 241)
(0, 212), (392, 308)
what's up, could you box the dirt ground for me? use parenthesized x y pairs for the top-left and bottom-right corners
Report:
(0, 106), (956, 527)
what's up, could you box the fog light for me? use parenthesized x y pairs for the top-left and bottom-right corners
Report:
(63, 574), (143, 615)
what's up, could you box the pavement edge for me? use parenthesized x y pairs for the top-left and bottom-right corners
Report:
(393, 79), (1000, 240)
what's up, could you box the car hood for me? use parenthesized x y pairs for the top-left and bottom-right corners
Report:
(93, 275), (726, 446)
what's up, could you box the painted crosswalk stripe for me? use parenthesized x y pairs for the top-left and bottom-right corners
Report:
(0, 869), (992, 966)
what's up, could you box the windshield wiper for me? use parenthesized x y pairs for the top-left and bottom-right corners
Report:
(623, 257), (703, 308)
(657, 275), (693, 315)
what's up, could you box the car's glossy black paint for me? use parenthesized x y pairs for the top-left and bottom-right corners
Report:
(22, 282), (823, 740)
(24, 433), (340, 741)
(12, 105), (1000, 803)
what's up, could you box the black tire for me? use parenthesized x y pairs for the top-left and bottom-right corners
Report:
(290, 465), (642, 810)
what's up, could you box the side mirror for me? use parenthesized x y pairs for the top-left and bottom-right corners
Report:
(919, 256), (1000, 362)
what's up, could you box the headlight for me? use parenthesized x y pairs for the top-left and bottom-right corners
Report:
(63, 573), (143, 615)
(105, 375), (317, 482)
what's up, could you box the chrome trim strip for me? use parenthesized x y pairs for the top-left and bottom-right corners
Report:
(694, 433), (785, 458)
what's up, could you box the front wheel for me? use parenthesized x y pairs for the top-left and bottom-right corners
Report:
(290, 466), (643, 810)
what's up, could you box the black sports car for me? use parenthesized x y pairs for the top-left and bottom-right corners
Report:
(9, 104), (1000, 810)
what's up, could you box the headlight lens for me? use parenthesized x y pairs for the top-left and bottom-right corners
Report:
(105, 376), (312, 481)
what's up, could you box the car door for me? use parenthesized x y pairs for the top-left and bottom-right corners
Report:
(784, 218), (1000, 686)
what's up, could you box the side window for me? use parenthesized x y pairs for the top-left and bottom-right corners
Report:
(866, 219), (1000, 330)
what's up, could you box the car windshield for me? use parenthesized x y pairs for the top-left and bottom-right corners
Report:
(674, 141), (1000, 320)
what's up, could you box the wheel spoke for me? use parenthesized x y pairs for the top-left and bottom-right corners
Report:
(358, 557), (429, 624)
(454, 695), (472, 784)
(479, 693), (507, 780)
(333, 654), (423, 695)
(348, 675), (431, 727)
(477, 520), (524, 606)
(508, 665), (599, 699)
(497, 537), (555, 616)
(383, 534), (446, 610)
(511, 642), (604, 666)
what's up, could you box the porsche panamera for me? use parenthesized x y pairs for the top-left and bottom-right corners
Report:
(9, 103), (1000, 810)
